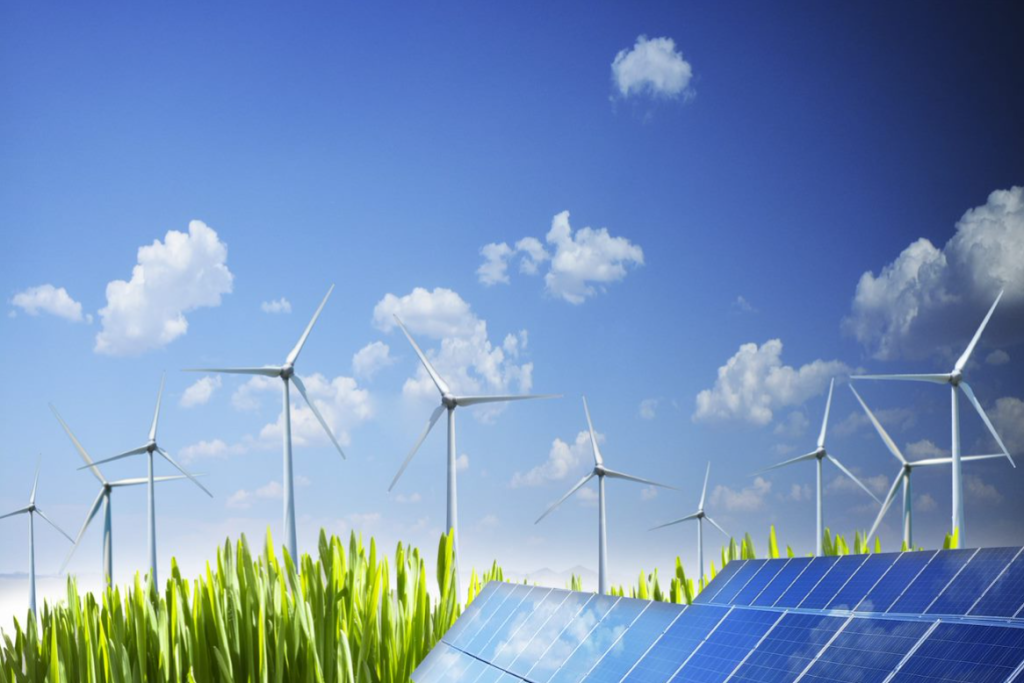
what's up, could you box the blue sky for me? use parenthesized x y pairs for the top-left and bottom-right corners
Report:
(2, 1), (1023, 605)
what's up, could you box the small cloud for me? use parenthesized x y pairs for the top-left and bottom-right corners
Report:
(477, 242), (513, 286)
(352, 341), (395, 380)
(261, 298), (291, 314)
(710, 477), (771, 512)
(577, 486), (598, 506)
(10, 284), (91, 323)
(394, 492), (422, 504)
(990, 396), (1024, 454)
(783, 483), (812, 502)
(827, 473), (889, 497)
(916, 493), (938, 512)
(179, 438), (246, 464)
(986, 350), (1010, 366)
(905, 439), (949, 460)
(732, 296), (756, 314)
(180, 375), (222, 408)
(457, 454), (470, 472)
(611, 35), (694, 100)
(966, 474), (1003, 504)
(511, 431), (594, 488)
(475, 514), (500, 531)
(640, 486), (658, 501)
(639, 399), (659, 420)
(226, 480), (285, 509)
(773, 411), (809, 438)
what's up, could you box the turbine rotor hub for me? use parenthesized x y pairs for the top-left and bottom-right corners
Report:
(950, 370), (963, 386)
(595, 465), (606, 476)
(281, 364), (294, 380)
(442, 394), (457, 409)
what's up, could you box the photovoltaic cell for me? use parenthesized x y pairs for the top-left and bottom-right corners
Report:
(888, 549), (975, 615)
(472, 668), (506, 683)
(970, 550), (1024, 618)
(801, 617), (931, 683)
(444, 582), (504, 646)
(728, 612), (847, 682)
(584, 601), (681, 683)
(825, 552), (898, 611)
(621, 604), (727, 681)
(526, 593), (618, 683)
(469, 587), (554, 658)
(708, 560), (765, 605)
(775, 557), (839, 608)
(448, 582), (517, 649)
(437, 651), (490, 682)
(692, 560), (746, 604)
(752, 557), (811, 607)
(667, 607), (780, 682)
(855, 550), (935, 613)
(798, 555), (868, 610)
(484, 588), (562, 665)
(548, 598), (648, 683)
(414, 642), (462, 682)
(508, 592), (592, 677)
(890, 622), (1024, 683)
(732, 560), (788, 606)
(928, 546), (1019, 616)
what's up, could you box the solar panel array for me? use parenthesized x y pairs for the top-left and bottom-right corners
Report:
(414, 547), (1024, 683)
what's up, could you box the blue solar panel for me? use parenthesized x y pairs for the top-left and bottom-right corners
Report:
(507, 592), (592, 677)
(801, 617), (931, 682)
(443, 582), (503, 646)
(775, 557), (839, 608)
(826, 552), (899, 611)
(473, 668), (506, 683)
(856, 550), (935, 613)
(708, 560), (765, 605)
(667, 608), (781, 682)
(448, 582), (517, 649)
(484, 588), (563, 665)
(890, 622), (1024, 682)
(799, 554), (869, 610)
(469, 586), (554, 658)
(728, 612), (847, 682)
(732, 560), (789, 606)
(752, 557), (811, 607)
(620, 605), (726, 681)
(889, 549), (976, 615)
(928, 547), (1019, 616)
(584, 602), (681, 683)
(414, 642), (461, 682)
(526, 594), (619, 683)
(970, 549), (1024, 618)
(548, 597), (648, 683)
(437, 651), (490, 682)
(692, 560), (746, 604)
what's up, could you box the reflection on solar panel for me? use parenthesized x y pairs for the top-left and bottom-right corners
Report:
(414, 547), (1024, 683)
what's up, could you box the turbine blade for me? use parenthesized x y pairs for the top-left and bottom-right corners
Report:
(602, 468), (676, 490)
(393, 315), (450, 396)
(827, 454), (881, 504)
(183, 367), (283, 377)
(649, 512), (700, 531)
(535, 473), (594, 524)
(110, 475), (193, 487)
(149, 373), (166, 442)
(962, 453), (1007, 463)
(292, 375), (347, 460)
(50, 404), (107, 485)
(760, 451), (818, 473)
(960, 382), (1015, 467)
(156, 448), (213, 497)
(867, 473), (903, 541)
(907, 457), (954, 467)
(455, 394), (562, 407)
(30, 458), (40, 505)
(705, 516), (731, 539)
(699, 462), (711, 511)
(34, 508), (74, 543)
(849, 384), (906, 465)
(286, 285), (335, 366)
(60, 489), (106, 573)
(79, 445), (149, 470)
(851, 373), (951, 384)
(582, 396), (604, 466)
(389, 404), (445, 491)
(956, 290), (1003, 372)
(0, 506), (31, 521)
(818, 378), (835, 449)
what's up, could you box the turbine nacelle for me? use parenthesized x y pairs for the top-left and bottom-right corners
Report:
(443, 394), (457, 409)
(595, 464), (607, 477)
(281, 364), (294, 380)
(950, 369), (963, 386)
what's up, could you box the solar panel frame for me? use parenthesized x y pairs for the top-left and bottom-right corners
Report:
(968, 548), (1024, 618)
(888, 621), (1024, 683)
(448, 582), (519, 649)
(692, 560), (747, 604)
(708, 560), (766, 605)
(583, 601), (683, 683)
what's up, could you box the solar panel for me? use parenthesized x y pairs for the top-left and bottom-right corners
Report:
(825, 552), (898, 611)
(620, 605), (727, 681)
(732, 560), (788, 606)
(928, 546), (1020, 616)
(508, 592), (593, 677)
(692, 560), (746, 604)
(798, 554), (868, 610)
(466, 585), (546, 654)
(485, 588), (563, 665)
(775, 556), (838, 608)
(583, 601), (680, 683)
(888, 548), (976, 614)
(855, 550), (935, 613)
(548, 597), (648, 683)
(970, 548), (1024, 618)
(752, 557), (810, 607)
(706, 560), (764, 605)
(801, 617), (932, 682)
(727, 612), (847, 682)
(525, 594), (618, 683)
(890, 622), (1024, 682)
(666, 607), (780, 681)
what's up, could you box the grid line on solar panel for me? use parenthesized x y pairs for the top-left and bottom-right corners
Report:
(927, 547), (1019, 616)
(966, 548), (1024, 618)
(472, 587), (555, 659)
(618, 605), (725, 682)
(726, 612), (849, 683)
(753, 558), (811, 607)
(798, 554), (869, 610)
(583, 601), (683, 683)
(799, 616), (932, 683)
(775, 557), (839, 608)
(548, 597), (649, 683)
(525, 594), (619, 683)
(826, 553), (899, 611)
(668, 607), (782, 682)
(733, 559), (790, 606)
(887, 621), (1024, 683)
(448, 583), (518, 649)
(444, 582), (503, 646)
(483, 588), (563, 665)
(508, 592), (594, 678)
(694, 560), (748, 604)
(465, 585), (539, 653)
(711, 560), (768, 605)
(854, 550), (935, 613)
(888, 549), (977, 616)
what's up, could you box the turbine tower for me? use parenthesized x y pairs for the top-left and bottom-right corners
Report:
(388, 314), (559, 592)
(82, 375), (211, 584)
(0, 460), (73, 614)
(650, 462), (730, 586)
(536, 397), (674, 594)
(51, 404), (190, 586)
(185, 285), (347, 561)
(848, 385), (1002, 549)
(852, 290), (1015, 546)
(762, 378), (880, 556)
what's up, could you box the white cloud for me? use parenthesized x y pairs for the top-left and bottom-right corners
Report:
(179, 438), (246, 464)
(693, 339), (850, 426)
(457, 454), (470, 472)
(10, 284), (91, 323)
(639, 399), (659, 420)
(252, 373), (372, 450)
(576, 487), (598, 506)
(261, 298), (291, 314)
(966, 474), (1003, 504)
(393, 492), (422, 504)
(231, 376), (278, 411)
(95, 220), (233, 356)
(843, 186), (1024, 360)
(827, 473), (889, 497)
(511, 431), (594, 488)
(180, 376), (222, 408)
(916, 493), (938, 512)
(833, 406), (916, 438)
(990, 396), (1024, 455)
(986, 349), (1010, 366)
(226, 480), (284, 509)
(773, 411), (810, 438)
(710, 477), (771, 512)
(905, 439), (949, 460)
(784, 483), (812, 502)
(732, 296), (756, 314)
(611, 35), (694, 99)
(352, 341), (395, 380)
(477, 242), (513, 286)
(515, 237), (549, 275)
(640, 486), (658, 501)
(502, 331), (528, 358)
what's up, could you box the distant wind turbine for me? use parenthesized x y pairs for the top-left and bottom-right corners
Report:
(761, 378), (880, 556)
(185, 285), (346, 562)
(650, 462), (730, 586)
(51, 404), (191, 586)
(852, 290), (1015, 546)
(536, 397), (674, 594)
(80, 375), (211, 584)
(388, 314), (559, 592)
(0, 460), (73, 614)
(848, 385), (1002, 549)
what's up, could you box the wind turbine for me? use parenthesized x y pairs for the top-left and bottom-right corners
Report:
(848, 385), (1003, 549)
(79, 374), (211, 584)
(388, 314), (559, 591)
(51, 404), (191, 586)
(0, 460), (73, 614)
(761, 378), (880, 556)
(535, 397), (674, 594)
(852, 290), (1015, 546)
(185, 285), (346, 562)
(650, 462), (730, 586)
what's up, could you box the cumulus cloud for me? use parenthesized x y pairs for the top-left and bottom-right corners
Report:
(916, 493), (938, 512)
(180, 376), (222, 408)
(710, 477), (771, 512)
(352, 341), (395, 380)
(226, 481), (285, 509)
(784, 483), (812, 502)
(639, 399), (659, 420)
(989, 396), (1024, 455)
(95, 220), (233, 356)
(827, 473), (890, 497)
(475, 212), (644, 304)
(261, 298), (291, 314)
(843, 186), (1024, 360)
(905, 439), (949, 460)
(10, 284), (91, 323)
(986, 350), (1010, 366)
(732, 296), (756, 314)
(512, 431), (594, 488)
(693, 339), (850, 426)
(457, 454), (470, 472)
(611, 35), (694, 99)
(640, 486), (659, 501)
(179, 438), (246, 464)
(833, 406), (916, 438)
(773, 411), (810, 438)
(966, 474), (1003, 504)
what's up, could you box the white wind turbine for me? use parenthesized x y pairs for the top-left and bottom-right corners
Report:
(761, 378), (880, 556)
(0, 460), (73, 614)
(51, 404), (191, 586)
(80, 375), (211, 584)
(848, 385), (1003, 549)
(536, 397), (675, 594)
(388, 315), (559, 590)
(186, 285), (346, 561)
(852, 290), (1015, 546)
(650, 462), (730, 586)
